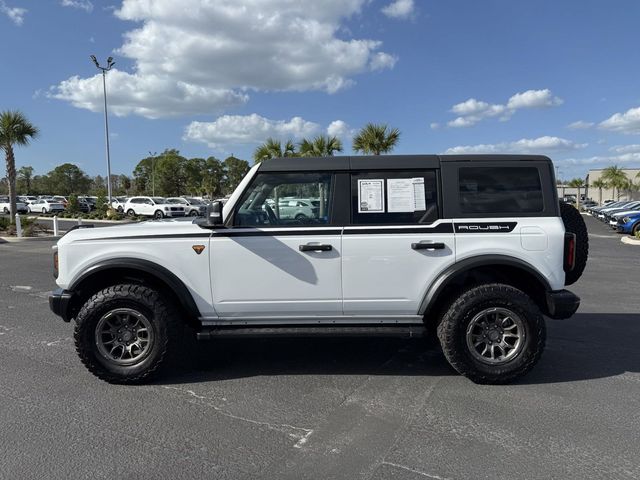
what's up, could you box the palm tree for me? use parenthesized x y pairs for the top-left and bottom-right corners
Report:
(567, 178), (585, 207)
(299, 135), (343, 157)
(0, 111), (39, 222)
(352, 123), (400, 155)
(253, 138), (296, 163)
(602, 165), (628, 200)
(591, 178), (608, 205)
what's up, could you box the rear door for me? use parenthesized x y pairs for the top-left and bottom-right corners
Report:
(210, 171), (342, 319)
(341, 169), (456, 316)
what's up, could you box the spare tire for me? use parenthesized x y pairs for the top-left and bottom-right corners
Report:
(559, 202), (588, 285)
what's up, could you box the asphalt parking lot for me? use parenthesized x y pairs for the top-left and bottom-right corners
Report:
(1, 214), (639, 480)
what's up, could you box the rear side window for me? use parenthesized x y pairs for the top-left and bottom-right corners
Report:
(459, 167), (543, 214)
(350, 171), (438, 225)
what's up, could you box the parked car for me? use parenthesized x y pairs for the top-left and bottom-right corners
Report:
(277, 197), (320, 220)
(616, 211), (640, 236)
(110, 196), (128, 213)
(607, 203), (640, 226)
(0, 196), (29, 214)
(165, 197), (207, 217)
(28, 199), (65, 214)
(18, 195), (38, 205)
(124, 196), (186, 219)
(51, 196), (68, 207)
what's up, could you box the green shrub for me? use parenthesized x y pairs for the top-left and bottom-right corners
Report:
(95, 194), (108, 215)
(0, 216), (10, 231)
(67, 194), (80, 214)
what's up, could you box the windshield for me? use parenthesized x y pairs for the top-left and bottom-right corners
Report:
(186, 198), (204, 205)
(152, 197), (166, 204)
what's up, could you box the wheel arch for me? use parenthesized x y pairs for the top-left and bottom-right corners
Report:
(420, 255), (552, 322)
(68, 258), (201, 328)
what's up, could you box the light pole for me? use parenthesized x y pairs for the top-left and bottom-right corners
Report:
(148, 151), (157, 197)
(90, 55), (115, 204)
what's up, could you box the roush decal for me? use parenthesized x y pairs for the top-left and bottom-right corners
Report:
(454, 222), (517, 233)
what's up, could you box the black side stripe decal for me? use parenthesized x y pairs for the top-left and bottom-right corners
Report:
(213, 229), (342, 237)
(343, 224), (453, 235)
(454, 222), (517, 233)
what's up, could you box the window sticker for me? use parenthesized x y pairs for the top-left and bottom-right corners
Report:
(387, 178), (415, 212)
(358, 179), (384, 213)
(412, 177), (426, 211)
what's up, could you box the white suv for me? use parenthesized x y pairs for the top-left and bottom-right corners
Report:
(50, 155), (587, 385)
(124, 196), (185, 219)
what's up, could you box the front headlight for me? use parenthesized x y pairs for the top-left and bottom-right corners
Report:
(623, 217), (631, 223)
(164, 207), (169, 211)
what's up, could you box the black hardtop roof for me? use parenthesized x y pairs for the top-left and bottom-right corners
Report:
(259, 154), (552, 172)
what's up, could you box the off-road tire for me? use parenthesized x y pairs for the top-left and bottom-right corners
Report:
(74, 284), (180, 384)
(559, 202), (588, 285)
(437, 283), (546, 385)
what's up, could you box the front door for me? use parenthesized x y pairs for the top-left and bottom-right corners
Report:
(210, 171), (341, 319)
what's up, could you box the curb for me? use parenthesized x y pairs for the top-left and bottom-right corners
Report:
(29, 216), (129, 224)
(621, 236), (640, 246)
(0, 235), (62, 243)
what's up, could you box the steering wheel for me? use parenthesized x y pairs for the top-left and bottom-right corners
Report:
(263, 203), (279, 225)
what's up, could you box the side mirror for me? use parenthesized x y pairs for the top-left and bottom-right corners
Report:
(206, 200), (224, 227)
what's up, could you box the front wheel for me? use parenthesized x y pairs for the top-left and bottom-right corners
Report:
(42, 208), (47, 214)
(189, 210), (199, 217)
(437, 283), (545, 384)
(154, 210), (164, 219)
(74, 284), (180, 384)
(2, 207), (8, 214)
(126, 209), (136, 217)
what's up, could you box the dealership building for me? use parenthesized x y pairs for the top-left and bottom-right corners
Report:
(557, 167), (640, 203)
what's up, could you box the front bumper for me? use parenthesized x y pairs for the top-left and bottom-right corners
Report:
(48, 288), (75, 322)
(545, 290), (580, 320)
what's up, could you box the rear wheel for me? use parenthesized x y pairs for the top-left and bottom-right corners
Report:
(437, 283), (545, 384)
(74, 284), (180, 384)
(2, 207), (8, 213)
(559, 202), (588, 285)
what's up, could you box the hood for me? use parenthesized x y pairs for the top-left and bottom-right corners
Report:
(57, 218), (208, 246)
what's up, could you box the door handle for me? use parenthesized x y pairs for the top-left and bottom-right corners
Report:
(411, 241), (445, 250)
(299, 243), (332, 252)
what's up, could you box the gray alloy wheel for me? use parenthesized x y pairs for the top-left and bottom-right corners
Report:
(42, 208), (47, 214)
(189, 210), (199, 217)
(154, 210), (164, 219)
(95, 308), (154, 367)
(127, 209), (136, 217)
(465, 307), (525, 365)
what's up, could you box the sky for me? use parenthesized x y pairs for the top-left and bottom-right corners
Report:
(1, 0), (640, 181)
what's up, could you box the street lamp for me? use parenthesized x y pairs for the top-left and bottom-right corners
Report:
(90, 55), (115, 204)
(148, 151), (157, 197)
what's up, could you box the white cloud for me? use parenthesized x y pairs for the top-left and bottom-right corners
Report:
(610, 144), (640, 154)
(0, 1), (27, 25)
(599, 106), (640, 135)
(50, 0), (397, 118)
(381, 0), (415, 19)
(51, 70), (248, 119)
(184, 114), (321, 149)
(61, 0), (93, 12)
(562, 152), (640, 166)
(506, 89), (563, 110)
(444, 136), (587, 154)
(446, 89), (563, 128)
(430, 122), (440, 130)
(327, 120), (354, 139)
(567, 120), (594, 130)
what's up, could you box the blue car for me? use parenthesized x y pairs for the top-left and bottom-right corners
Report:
(616, 211), (640, 235)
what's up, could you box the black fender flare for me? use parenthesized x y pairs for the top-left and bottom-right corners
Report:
(69, 258), (201, 320)
(418, 255), (552, 315)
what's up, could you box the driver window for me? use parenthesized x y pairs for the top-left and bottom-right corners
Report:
(233, 172), (333, 227)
